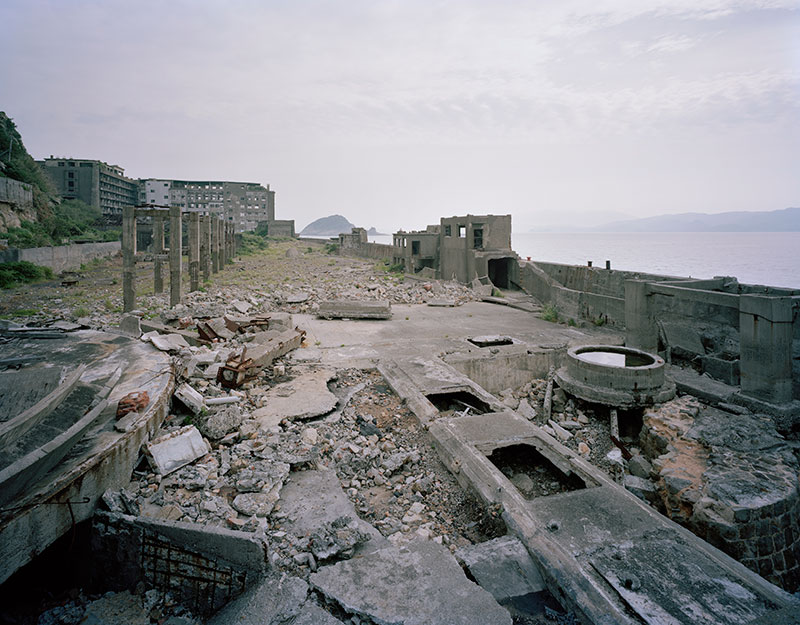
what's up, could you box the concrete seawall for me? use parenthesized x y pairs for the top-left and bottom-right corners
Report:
(0, 241), (121, 272)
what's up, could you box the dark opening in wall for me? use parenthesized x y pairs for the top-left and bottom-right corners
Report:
(488, 444), (587, 499)
(617, 408), (644, 441)
(425, 390), (490, 415)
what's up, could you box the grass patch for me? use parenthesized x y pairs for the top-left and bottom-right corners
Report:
(540, 304), (559, 323)
(0, 261), (54, 289)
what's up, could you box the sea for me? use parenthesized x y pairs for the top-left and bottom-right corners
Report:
(364, 232), (800, 289)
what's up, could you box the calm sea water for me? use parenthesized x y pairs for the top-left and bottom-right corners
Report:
(367, 232), (800, 289)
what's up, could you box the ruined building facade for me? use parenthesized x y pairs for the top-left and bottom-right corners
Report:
(392, 214), (517, 285)
(38, 157), (139, 219)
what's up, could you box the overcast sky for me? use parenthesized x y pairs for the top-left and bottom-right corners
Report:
(1, 0), (798, 232)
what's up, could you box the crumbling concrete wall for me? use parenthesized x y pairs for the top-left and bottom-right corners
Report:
(91, 511), (268, 616)
(0, 241), (121, 272)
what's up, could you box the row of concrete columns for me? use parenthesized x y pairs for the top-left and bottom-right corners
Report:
(122, 205), (236, 313)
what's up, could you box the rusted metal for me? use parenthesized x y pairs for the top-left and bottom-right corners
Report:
(217, 347), (254, 389)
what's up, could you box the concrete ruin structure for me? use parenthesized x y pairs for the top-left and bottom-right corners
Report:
(3, 219), (800, 623)
(389, 214), (518, 284)
(122, 204), (236, 311)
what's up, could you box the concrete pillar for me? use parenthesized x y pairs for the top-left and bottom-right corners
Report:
(153, 215), (164, 294)
(739, 295), (794, 404)
(211, 216), (219, 274)
(122, 204), (136, 313)
(189, 212), (200, 292)
(625, 280), (658, 353)
(169, 205), (182, 308)
(201, 215), (211, 282)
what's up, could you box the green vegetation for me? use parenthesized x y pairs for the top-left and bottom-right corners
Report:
(541, 304), (559, 323)
(238, 232), (270, 255)
(324, 242), (339, 255)
(3, 199), (119, 248)
(491, 287), (504, 297)
(0, 261), (53, 289)
(592, 315), (607, 327)
(1, 113), (120, 247)
(376, 259), (404, 274)
(567, 318), (577, 327)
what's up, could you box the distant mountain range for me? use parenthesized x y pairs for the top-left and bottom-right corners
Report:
(299, 214), (387, 236)
(529, 207), (800, 233)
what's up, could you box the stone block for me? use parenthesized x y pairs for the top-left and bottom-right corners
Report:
(174, 383), (204, 414)
(627, 455), (653, 479)
(145, 425), (210, 476)
(317, 300), (392, 320)
(623, 475), (657, 505)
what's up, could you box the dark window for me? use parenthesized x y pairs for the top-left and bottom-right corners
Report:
(80, 162), (92, 168)
(68, 172), (74, 179)
(411, 240), (420, 255)
(444, 225), (451, 237)
(69, 161), (75, 166)
(58, 162), (65, 167)
(473, 227), (483, 249)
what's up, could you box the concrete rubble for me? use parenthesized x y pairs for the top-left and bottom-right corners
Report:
(310, 540), (513, 625)
(4, 240), (799, 625)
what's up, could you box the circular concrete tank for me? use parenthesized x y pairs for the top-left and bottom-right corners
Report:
(555, 345), (675, 408)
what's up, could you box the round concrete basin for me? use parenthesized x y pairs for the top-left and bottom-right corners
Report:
(556, 345), (675, 408)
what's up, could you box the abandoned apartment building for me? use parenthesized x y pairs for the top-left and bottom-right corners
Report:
(1, 213), (799, 624)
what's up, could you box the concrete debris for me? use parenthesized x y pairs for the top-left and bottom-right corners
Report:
(310, 540), (512, 625)
(150, 332), (191, 353)
(81, 590), (149, 625)
(145, 425), (210, 476)
(231, 299), (251, 314)
(455, 535), (546, 601)
(318, 299), (392, 320)
(207, 575), (310, 625)
(253, 369), (338, 424)
(309, 516), (371, 560)
(517, 398), (537, 420)
(198, 404), (244, 440)
(174, 383), (205, 414)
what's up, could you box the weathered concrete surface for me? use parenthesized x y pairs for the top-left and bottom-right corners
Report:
(0, 330), (173, 586)
(293, 301), (622, 369)
(428, 410), (799, 624)
(317, 299), (392, 319)
(310, 540), (512, 625)
(556, 345), (675, 409)
(276, 469), (388, 556)
(207, 575), (308, 625)
(455, 535), (545, 601)
(252, 369), (338, 425)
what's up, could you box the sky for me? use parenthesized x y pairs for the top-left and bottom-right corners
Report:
(1, 0), (798, 233)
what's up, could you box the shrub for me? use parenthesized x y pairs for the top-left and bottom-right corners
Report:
(541, 304), (559, 323)
(0, 261), (53, 288)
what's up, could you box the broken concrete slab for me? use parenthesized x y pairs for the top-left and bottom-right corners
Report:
(455, 535), (545, 602)
(150, 332), (191, 353)
(207, 575), (308, 625)
(317, 300), (392, 320)
(145, 425), (210, 476)
(310, 540), (512, 625)
(286, 292), (309, 304)
(427, 298), (456, 307)
(292, 602), (344, 625)
(174, 383), (204, 414)
(253, 369), (338, 424)
(276, 469), (387, 556)
(231, 299), (251, 314)
(140, 320), (202, 346)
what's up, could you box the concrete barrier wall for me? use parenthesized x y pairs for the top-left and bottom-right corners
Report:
(0, 178), (33, 205)
(338, 240), (394, 261)
(0, 241), (120, 272)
